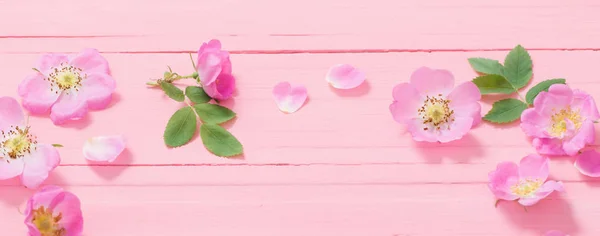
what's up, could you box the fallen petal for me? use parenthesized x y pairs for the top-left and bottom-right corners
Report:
(575, 149), (600, 177)
(273, 82), (308, 113)
(83, 135), (126, 162)
(326, 64), (365, 89)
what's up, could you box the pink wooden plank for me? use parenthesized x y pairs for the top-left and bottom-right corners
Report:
(1, 51), (599, 165)
(1, 0), (600, 52)
(0, 183), (596, 235)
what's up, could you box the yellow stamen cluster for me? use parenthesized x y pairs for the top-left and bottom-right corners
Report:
(418, 94), (455, 131)
(1, 125), (36, 160)
(548, 107), (582, 138)
(510, 179), (543, 197)
(44, 63), (85, 94)
(31, 206), (66, 236)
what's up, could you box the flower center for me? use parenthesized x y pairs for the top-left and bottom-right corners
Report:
(418, 95), (455, 131)
(45, 63), (84, 94)
(510, 179), (543, 197)
(31, 206), (65, 236)
(0, 126), (36, 160)
(548, 107), (582, 138)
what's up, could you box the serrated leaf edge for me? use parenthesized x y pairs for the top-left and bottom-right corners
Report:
(200, 124), (243, 157)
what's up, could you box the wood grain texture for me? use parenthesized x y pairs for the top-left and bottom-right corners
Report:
(1, 0), (600, 235)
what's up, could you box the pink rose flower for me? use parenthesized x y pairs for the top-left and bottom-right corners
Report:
(521, 84), (600, 156)
(0, 97), (60, 189)
(18, 48), (116, 125)
(488, 154), (564, 206)
(389, 67), (481, 143)
(196, 39), (235, 101)
(25, 185), (83, 236)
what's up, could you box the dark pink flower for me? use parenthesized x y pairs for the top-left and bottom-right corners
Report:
(24, 186), (83, 236)
(196, 39), (235, 101)
(18, 49), (116, 125)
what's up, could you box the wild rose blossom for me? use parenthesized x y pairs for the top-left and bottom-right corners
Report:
(18, 49), (116, 125)
(521, 84), (599, 156)
(0, 97), (60, 189)
(197, 39), (235, 101)
(488, 154), (564, 206)
(25, 185), (83, 236)
(389, 67), (481, 143)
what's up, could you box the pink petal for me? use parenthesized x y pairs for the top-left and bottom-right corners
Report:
(533, 138), (566, 156)
(36, 53), (69, 74)
(448, 81), (481, 126)
(488, 162), (520, 201)
(80, 73), (116, 110)
(18, 73), (60, 115)
(518, 154), (549, 181)
(0, 96), (25, 130)
(517, 180), (563, 206)
(574, 149), (600, 177)
(562, 120), (595, 156)
(544, 230), (569, 236)
(405, 118), (438, 142)
(437, 117), (473, 143)
(520, 109), (551, 138)
(49, 92), (89, 125)
(24, 186), (83, 236)
(69, 48), (111, 75)
(0, 157), (24, 180)
(198, 39), (222, 55)
(534, 85), (573, 117)
(326, 64), (366, 89)
(197, 53), (223, 85)
(572, 89), (600, 120)
(203, 74), (236, 101)
(389, 83), (421, 123)
(409, 67), (454, 96)
(273, 82), (308, 113)
(21, 144), (60, 189)
(83, 135), (126, 162)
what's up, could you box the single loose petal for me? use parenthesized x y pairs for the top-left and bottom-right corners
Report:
(544, 230), (569, 236)
(49, 92), (89, 125)
(273, 82), (308, 113)
(18, 73), (60, 115)
(21, 144), (60, 189)
(69, 48), (110, 75)
(488, 162), (520, 201)
(80, 73), (116, 110)
(410, 67), (454, 96)
(326, 64), (366, 89)
(83, 135), (126, 162)
(0, 158), (25, 180)
(0, 96), (25, 130)
(518, 154), (549, 181)
(517, 180), (563, 206)
(575, 149), (600, 177)
(389, 83), (421, 123)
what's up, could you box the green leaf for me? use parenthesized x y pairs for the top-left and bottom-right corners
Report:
(164, 106), (197, 147)
(51, 144), (63, 148)
(200, 123), (243, 157)
(193, 104), (236, 124)
(160, 82), (185, 102)
(483, 98), (528, 123)
(468, 58), (504, 75)
(185, 86), (211, 104)
(525, 79), (566, 105)
(503, 45), (533, 89)
(472, 74), (515, 94)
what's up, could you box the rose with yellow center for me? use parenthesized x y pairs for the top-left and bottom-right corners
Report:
(31, 206), (66, 236)
(25, 186), (83, 236)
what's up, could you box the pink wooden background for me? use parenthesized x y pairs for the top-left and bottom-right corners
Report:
(1, 0), (600, 235)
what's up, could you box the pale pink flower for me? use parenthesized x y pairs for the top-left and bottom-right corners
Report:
(18, 49), (116, 125)
(0, 97), (60, 189)
(574, 149), (600, 177)
(389, 67), (481, 143)
(273, 82), (308, 113)
(488, 154), (564, 206)
(25, 185), (83, 236)
(521, 84), (599, 156)
(544, 230), (569, 236)
(326, 64), (365, 89)
(196, 39), (235, 101)
(83, 135), (126, 162)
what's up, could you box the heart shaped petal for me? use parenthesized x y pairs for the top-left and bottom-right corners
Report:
(83, 135), (126, 162)
(273, 82), (308, 113)
(326, 64), (365, 89)
(574, 149), (600, 177)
